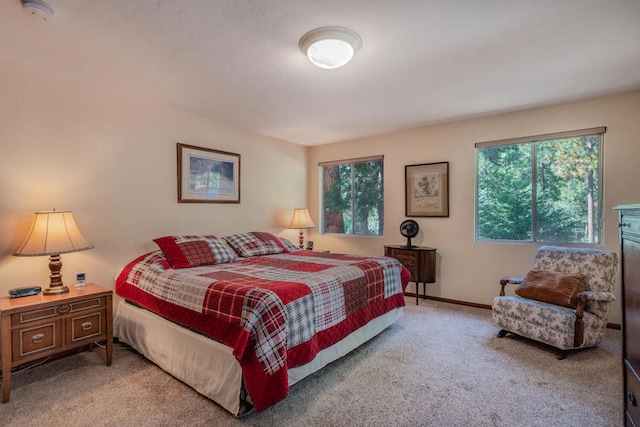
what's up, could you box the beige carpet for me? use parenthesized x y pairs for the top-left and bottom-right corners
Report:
(0, 298), (622, 426)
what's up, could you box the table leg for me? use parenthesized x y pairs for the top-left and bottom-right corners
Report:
(1, 315), (12, 403)
(1, 370), (9, 403)
(105, 294), (113, 366)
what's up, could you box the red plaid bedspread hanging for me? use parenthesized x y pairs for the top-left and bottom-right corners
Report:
(116, 250), (409, 411)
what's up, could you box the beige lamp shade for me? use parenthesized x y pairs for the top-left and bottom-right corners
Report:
(288, 208), (315, 249)
(14, 210), (93, 256)
(13, 210), (93, 294)
(288, 208), (315, 230)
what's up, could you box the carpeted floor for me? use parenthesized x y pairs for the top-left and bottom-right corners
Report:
(0, 298), (622, 426)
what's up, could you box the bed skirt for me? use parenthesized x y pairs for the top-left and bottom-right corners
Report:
(113, 300), (403, 416)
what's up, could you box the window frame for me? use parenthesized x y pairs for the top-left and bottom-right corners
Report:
(474, 127), (606, 245)
(319, 155), (384, 237)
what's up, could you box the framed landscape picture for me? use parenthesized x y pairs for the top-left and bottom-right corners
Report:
(405, 162), (449, 217)
(177, 143), (240, 203)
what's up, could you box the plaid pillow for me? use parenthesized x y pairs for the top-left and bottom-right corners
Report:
(153, 235), (238, 269)
(224, 232), (285, 257)
(279, 237), (302, 252)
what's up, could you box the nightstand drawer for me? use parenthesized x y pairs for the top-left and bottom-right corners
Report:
(387, 248), (418, 263)
(69, 297), (104, 313)
(12, 297), (104, 327)
(386, 249), (418, 278)
(393, 254), (418, 268)
(14, 306), (58, 325)
(13, 321), (63, 359)
(388, 250), (418, 268)
(68, 311), (104, 343)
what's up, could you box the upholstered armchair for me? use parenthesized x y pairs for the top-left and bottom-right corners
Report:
(492, 246), (618, 359)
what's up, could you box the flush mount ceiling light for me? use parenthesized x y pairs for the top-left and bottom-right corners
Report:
(21, 0), (55, 21)
(299, 26), (362, 69)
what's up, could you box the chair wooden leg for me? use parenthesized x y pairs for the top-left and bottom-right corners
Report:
(497, 329), (509, 338)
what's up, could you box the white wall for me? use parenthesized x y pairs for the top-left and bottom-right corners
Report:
(0, 58), (307, 297)
(308, 90), (640, 325)
(1, 52), (637, 326)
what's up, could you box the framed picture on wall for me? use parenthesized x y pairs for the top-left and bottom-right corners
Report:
(177, 143), (241, 203)
(405, 161), (449, 217)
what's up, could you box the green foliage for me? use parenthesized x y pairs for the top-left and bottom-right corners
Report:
(322, 160), (384, 235)
(353, 162), (383, 235)
(477, 135), (600, 243)
(477, 144), (532, 240)
(324, 165), (351, 212)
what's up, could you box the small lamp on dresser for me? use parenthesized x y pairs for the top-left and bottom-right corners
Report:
(13, 209), (94, 295)
(288, 208), (315, 249)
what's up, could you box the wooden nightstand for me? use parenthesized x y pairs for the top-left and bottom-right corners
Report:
(0, 283), (113, 403)
(384, 245), (437, 304)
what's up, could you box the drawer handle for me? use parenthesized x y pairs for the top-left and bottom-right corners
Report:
(81, 321), (92, 331)
(58, 305), (70, 314)
(629, 391), (637, 407)
(620, 223), (630, 228)
(32, 333), (45, 343)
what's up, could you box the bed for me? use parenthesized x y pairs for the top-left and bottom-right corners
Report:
(114, 232), (410, 415)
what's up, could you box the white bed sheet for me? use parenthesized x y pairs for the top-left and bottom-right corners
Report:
(114, 300), (403, 416)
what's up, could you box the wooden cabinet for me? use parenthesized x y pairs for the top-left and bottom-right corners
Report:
(0, 283), (113, 403)
(615, 204), (640, 427)
(384, 245), (437, 304)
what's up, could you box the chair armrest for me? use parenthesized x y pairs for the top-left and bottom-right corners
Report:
(574, 291), (616, 335)
(577, 290), (616, 302)
(500, 278), (523, 286)
(499, 277), (523, 296)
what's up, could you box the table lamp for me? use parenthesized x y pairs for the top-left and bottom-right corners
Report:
(13, 209), (94, 295)
(288, 208), (315, 249)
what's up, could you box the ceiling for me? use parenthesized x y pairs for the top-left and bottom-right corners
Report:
(1, 0), (639, 146)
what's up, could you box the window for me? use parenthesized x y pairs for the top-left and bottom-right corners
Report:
(475, 127), (605, 244)
(320, 156), (384, 236)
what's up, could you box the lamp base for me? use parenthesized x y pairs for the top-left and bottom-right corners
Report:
(44, 253), (69, 295)
(298, 230), (305, 249)
(44, 285), (69, 295)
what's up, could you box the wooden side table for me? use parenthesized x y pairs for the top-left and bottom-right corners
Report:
(384, 245), (437, 304)
(0, 283), (112, 403)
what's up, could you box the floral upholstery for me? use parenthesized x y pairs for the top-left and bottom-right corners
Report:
(492, 246), (618, 351)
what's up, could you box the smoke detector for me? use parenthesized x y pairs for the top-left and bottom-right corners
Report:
(21, 0), (55, 21)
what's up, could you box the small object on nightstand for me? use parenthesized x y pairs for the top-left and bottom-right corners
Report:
(75, 272), (87, 287)
(306, 241), (314, 250)
(8, 286), (42, 298)
(399, 220), (419, 247)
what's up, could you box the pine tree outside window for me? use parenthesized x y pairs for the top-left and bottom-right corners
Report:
(475, 127), (605, 244)
(320, 156), (384, 236)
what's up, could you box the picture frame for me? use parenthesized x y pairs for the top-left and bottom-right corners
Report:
(405, 161), (449, 217)
(177, 143), (241, 203)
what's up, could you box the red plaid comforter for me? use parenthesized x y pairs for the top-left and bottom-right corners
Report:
(116, 250), (409, 411)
